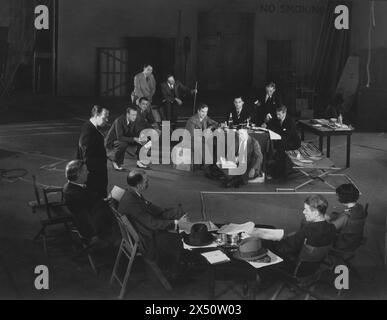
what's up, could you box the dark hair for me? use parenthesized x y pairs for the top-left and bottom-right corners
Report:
(305, 195), (328, 215)
(266, 82), (276, 89)
(126, 170), (145, 187)
(197, 103), (209, 111)
(90, 105), (107, 117)
(276, 104), (287, 113)
(336, 183), (360, 204)
(139, 97), (149, 104)
(126, 106), (138, 114)
(65, 160), (84, 182)
(143, 63), (153, 69)
(234, 95), (244, 101)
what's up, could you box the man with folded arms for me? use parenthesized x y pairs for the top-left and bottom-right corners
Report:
(105, 106), (150, 171)
(118, 170), (189, 281)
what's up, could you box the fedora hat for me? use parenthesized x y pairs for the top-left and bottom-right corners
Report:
(233, 237), (268, 262)
(183, 223), (215, 247)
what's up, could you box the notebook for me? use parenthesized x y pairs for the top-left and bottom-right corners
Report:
(201, 250), (231, 265)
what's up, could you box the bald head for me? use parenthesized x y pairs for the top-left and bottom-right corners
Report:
(126, 169), (148, 190)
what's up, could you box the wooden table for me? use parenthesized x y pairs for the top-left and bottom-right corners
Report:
(298, 120), (354, 168)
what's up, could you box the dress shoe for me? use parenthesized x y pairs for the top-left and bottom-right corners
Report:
(136, 160), (151, 170)
(112, 162), (124, 171)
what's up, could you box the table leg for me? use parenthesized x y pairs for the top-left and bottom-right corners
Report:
(301, 128), (305, 141)
(346, 135), (351, 168)
(327, 136), (331, 158)
(319, 136), (323, 153)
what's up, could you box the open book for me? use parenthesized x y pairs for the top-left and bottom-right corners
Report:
(110, 186), (125, 202)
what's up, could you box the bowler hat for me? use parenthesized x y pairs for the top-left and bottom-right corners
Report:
(183, 223), (215, 247)
(233, 237), (268, 261)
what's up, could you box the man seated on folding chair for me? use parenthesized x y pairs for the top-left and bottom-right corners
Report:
(325, 183), (367, 252)
(267, 104), (301, 179)
(118, 169), (189, 283)
(264, 195), (336, 275)
(63, 160), (119, 247)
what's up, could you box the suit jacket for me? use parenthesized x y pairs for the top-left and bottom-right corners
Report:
(227, 106), (254, 126)
(255, 90), (282, 125)
(277, 220), (336, 260)
(118, 188), (184, 258)
(269, 115), (301, 151)
(135, 106), (156, 128)
(185, 114), (218, 137)
(105, 115), (144, 149)
(161, 81), (191, 104)
(132, 72), (156, 102)
(76, 121), (107, 173)
(63, 182), (115, 240)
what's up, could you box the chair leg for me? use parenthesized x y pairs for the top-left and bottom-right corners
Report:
(33, 227), (45, 241)
(145, 259), (172, 291)
(110, 243), (124, 285)
(270, 283), (285, 300)
(42, 231), (49, 257)
(119, 254), (136, 300)
(87, 254), (99, 276)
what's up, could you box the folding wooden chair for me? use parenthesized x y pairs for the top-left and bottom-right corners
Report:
(110, 206), (172, 299)
(28, 175), (73, 256)
(270, 242), (332, 300)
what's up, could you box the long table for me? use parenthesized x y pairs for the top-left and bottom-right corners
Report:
(298, 120), (354, 168)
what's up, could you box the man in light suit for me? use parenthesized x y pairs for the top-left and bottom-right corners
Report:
(132, 63), (156, 105)
(118, 170), (188, 280)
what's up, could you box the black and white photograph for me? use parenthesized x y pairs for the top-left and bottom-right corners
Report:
(0, 0), (386, 303)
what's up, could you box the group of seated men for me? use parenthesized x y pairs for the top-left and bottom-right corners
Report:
(63, 155), (367, 282)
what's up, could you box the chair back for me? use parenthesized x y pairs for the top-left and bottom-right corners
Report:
(298, 242), (332, 263)
(111, 206), (139, 256)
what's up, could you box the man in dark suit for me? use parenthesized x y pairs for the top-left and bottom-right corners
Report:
(105, 106), (150, 171)
(135, 97), (159, 130)
(226, 96), (254, 127)
(63, 160), (118, 246)
(254, 82), (282, 127)
(268, 105), (301, 179)
(223, 129), (264, 188)
(118, 170), (188, 280)
(161, 74), (197, 130)
(264, 195), (336, 275)
(76, 105), (109, 198)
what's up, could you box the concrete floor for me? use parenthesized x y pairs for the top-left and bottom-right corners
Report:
(0, 96), (386, 300)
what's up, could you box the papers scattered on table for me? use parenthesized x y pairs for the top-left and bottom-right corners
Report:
(201, 250), (231, 265)
(179, 221), (219, 234)
(249, 228), (284, 241)
(218, 222), (255, 235)
(246, 250), (283, 269)
(110, 186), (125, 202)
(183, 240), (218, 251)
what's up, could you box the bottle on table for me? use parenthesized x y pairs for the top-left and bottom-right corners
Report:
(228, 113), (233, 127)
(338, 113), (343, 125)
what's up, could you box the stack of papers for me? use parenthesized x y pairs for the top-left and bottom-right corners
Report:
(218, 222), (255, 235)
(248, 228), (284, 241)
(246, 250), (283, 269)
(201, 250), (230, 265)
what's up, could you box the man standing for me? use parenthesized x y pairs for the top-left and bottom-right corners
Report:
(105, 107), (150, 171)
(76, 105), (109, 198)
(161, 74), (197, 130)
(132, 63), (156, 105)
(254, 82), (282, 127)
(118, 170), (188, 281)
(226, 96), (254, 127)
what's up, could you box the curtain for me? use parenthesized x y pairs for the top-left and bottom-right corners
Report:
(310, 0), (352, 99)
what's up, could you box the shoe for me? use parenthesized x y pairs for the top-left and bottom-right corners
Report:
(248, 173), (265, 184)
(136, 160), (151, 169)
(112, 162), (124, 171)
